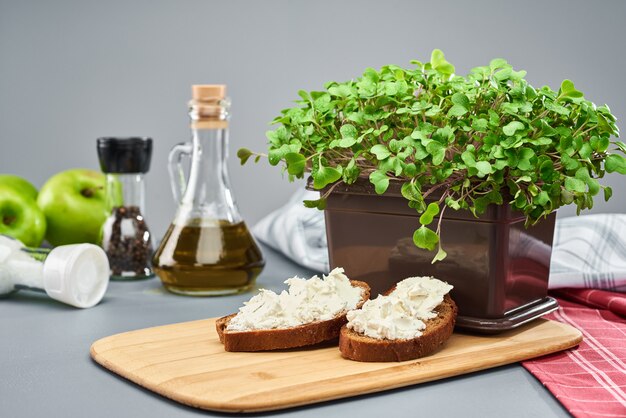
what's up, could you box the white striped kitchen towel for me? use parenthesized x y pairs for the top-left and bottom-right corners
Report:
(253, 189), (329, 273)
(550, 214), (626, 291)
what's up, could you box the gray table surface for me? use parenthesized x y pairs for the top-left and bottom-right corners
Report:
(0, 243), (569, 418)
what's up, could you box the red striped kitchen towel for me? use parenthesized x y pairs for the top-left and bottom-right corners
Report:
(522, 289), (626, 418)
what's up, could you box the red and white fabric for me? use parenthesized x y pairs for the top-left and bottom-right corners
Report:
(522, 289), (626, 418)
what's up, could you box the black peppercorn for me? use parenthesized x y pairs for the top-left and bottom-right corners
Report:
(102, 205), (153, 277)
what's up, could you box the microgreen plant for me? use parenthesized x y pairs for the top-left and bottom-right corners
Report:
(238, 50), (625, 262)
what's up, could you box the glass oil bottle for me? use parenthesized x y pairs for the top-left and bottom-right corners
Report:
(152, 85), (265, 295)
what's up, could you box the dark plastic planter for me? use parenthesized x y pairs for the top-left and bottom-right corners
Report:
(313, 179), (558, 333)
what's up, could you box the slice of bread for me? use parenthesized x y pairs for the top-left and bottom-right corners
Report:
(216, 280), (370, 352)
(339, 294), (457, 362)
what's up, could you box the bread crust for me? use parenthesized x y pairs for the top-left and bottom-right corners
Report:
(338, 294), (457, 362)
(215, 280), (371, 352)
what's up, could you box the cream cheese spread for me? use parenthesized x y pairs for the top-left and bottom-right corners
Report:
(226, 267), (363, 331)
(346, 276), (452, 340)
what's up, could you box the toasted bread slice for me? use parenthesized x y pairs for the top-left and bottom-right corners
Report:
(339, 294), (457, 362)
(216, 280), (370, 352)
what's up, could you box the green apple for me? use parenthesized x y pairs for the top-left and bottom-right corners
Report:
(0, 174), (38, 201)
(0, 184), (46, 247)
(37, 169), (107, 246)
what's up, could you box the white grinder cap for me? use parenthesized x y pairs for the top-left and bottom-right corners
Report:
(42, 244), (110, 308)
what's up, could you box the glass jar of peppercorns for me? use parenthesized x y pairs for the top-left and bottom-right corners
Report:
(97, 137), (154, 280)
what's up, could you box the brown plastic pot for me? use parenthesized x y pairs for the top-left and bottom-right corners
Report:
(312, 179), (558, 333)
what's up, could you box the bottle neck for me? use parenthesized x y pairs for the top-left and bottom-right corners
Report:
(178, 125), (241, 223)
(105, 173), (146, 212)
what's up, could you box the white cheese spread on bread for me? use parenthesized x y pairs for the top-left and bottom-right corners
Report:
(226, 267), (363, 331)
(346, 276), (453, 340)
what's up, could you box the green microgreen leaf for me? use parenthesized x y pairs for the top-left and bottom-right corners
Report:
(419, 202), (440, 225)
(426, 141), (446, 165)
(451, 93), (470, 109)
(475, 161), (493, 177)
(236, 148), (253, 165)
(565, 177), (586, 193)
(605, 154), (626, 174)
(401, 181), (422, 201)
(431, 245), (447, 263)
(303, 198), (327, 210)
(448, 105), (468, 117)
(502, 121), (525, 136)
(340, 124), (358, 139)
(284, 153), (306, 176)
(430, 49), (455, 76)
(313, 166), (342, 189)
(369, 170), (389, 194)
(559, 79), (584, 99)
(371, 144), (391, 160)
(413, 225), (439, 251)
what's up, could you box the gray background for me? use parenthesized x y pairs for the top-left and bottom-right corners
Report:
(1, 0), (625, 240)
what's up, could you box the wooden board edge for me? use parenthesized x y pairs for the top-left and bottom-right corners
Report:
(90, 347), (235, 412)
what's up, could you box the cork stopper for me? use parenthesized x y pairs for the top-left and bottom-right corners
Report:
(189, 84), (229, 129)
(192, 85), (226, 102)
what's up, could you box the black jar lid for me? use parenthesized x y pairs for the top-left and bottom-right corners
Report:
(97, 137), (152, 174)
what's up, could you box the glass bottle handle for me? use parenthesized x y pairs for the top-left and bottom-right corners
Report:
(168, 142), (193, 203)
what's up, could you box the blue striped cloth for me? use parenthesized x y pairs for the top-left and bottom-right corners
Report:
(253, 190), (626, 291)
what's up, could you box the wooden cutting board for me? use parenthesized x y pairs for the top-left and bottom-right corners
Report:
(90, 318), (581, 413)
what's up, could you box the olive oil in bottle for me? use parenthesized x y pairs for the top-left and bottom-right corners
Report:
(153, 85), (265, 295)
(153, 220), (264, 295)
